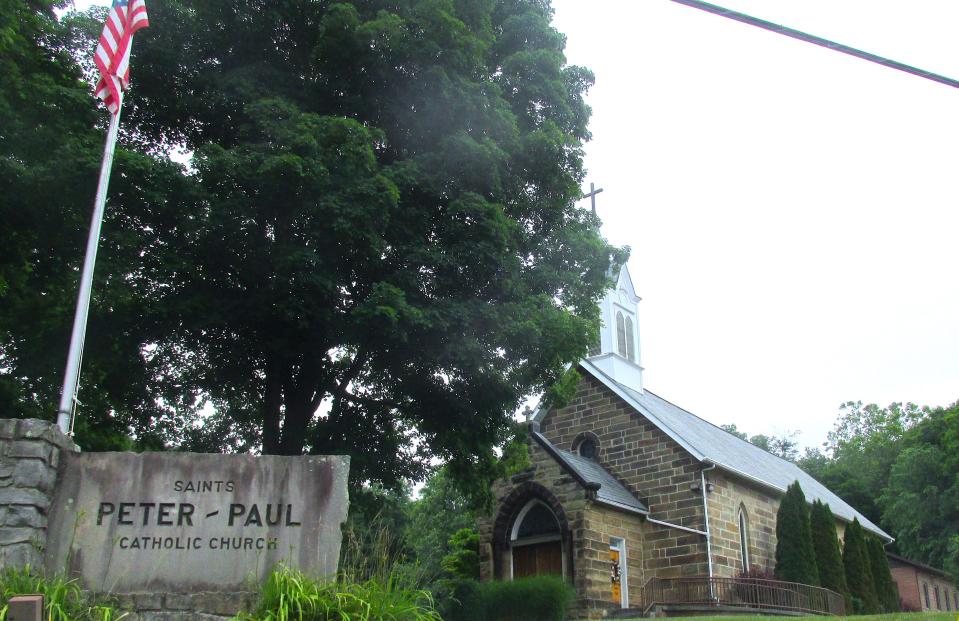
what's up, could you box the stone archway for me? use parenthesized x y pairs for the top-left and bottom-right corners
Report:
(491, 482), (573, 581)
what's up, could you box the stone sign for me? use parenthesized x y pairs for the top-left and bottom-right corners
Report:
(45, 451), (349, 593)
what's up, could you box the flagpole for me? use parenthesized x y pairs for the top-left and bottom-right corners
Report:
(56, 93), (124, 435)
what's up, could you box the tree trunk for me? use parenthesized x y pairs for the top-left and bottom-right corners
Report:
(261, 360), (283, 454)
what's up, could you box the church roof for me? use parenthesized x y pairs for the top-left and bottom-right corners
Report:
(567, 358), (893, 541)
(530, 430), (649, 516)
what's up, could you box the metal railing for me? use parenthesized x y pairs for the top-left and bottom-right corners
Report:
(641, 575), (846, 616)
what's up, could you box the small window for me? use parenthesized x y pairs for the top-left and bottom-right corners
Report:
(624, 315), (635, 361)
(578, 438), (597, 460)
(935, 586), (941, 610)
(738, 507), (750, 570)
(953, 591), (957, 610)
(923, 583), (930, 609)
(945, 590), (951, 611)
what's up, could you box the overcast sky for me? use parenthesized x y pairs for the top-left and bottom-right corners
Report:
(77, 0), (959, 450)
(552, 0), (959, 448)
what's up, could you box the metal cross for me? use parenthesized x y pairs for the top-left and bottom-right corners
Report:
(583, 182), (604, 216)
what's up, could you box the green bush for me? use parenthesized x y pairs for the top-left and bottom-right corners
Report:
(843, 518), (879, 614)
(441, 576), (574, 621)
(810, 500), (849, 599)
(774, 481), (820, 586)
(0, 566), (123, 621)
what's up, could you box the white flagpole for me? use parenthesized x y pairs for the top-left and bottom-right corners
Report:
(56, 93), (124, 435)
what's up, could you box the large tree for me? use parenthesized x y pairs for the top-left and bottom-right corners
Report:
(774, 481), (819, 586)
(3, 0), (619, 493)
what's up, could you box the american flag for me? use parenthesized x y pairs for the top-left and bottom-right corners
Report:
(94, 0), (149, 114)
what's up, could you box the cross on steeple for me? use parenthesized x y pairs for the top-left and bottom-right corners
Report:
(583, 182), (604, 216)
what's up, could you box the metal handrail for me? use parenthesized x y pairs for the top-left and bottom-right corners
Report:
(641, 575), (846, 616)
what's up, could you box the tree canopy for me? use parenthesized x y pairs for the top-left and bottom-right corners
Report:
(1, 0), (621, 495)
(799, 400), (959, 581)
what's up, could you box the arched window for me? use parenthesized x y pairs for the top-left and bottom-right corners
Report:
(578, 438), (597, 459)
(738, 505), (750, 570)
(571, 432), (601, 461)
(624, 315), (635, 362)
(510, 500), (563, 579)
(616, 311), (627, 357)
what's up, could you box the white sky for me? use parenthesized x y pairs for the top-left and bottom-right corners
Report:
(552, 0), (959, 448)
(77, 0), (959, 450)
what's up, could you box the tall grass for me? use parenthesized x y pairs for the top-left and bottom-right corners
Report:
(239, 519), (441, 621)
(0, 566), (123, 621)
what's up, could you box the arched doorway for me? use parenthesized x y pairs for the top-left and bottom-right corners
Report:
(491, 482), (572, 581)
(510, 499), (563, 578)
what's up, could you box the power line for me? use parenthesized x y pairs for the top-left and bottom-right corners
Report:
(671, 0), (959, 90)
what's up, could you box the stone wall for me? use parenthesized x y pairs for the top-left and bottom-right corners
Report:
(540, 373), (709, 579)
(111, 591), (256, 621)
(705, 470), (779, 577)
(0, 418), (78, 569)
(580, 504), (644, 613)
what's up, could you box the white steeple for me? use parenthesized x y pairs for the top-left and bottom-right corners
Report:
(588, 265), (644, 392)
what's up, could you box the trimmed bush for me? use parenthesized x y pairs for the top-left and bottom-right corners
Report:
(843, 518), (879, 614)
(810, 500), (849, 598)
(441, 576), (574, 621)
(865, 535), (899, 612)
(480, 576), (574, 621)
(775, 481), (820, 586)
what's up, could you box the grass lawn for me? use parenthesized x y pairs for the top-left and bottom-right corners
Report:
(617, 615), (958, 621)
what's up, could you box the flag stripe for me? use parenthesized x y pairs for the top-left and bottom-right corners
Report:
(94, 0), (149, 114)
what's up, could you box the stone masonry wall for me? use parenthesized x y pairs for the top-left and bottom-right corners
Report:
(705, 470), (779, 577)
(580, 504), (644, 615)
(539, 373), (709, 579)
(0, 418), (78, 569)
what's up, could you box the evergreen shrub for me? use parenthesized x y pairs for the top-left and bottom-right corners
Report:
(774, 481), (820, 586)
(865, 535), (899, 612)
(842, 518), (880, 614)
(809, 500), (849, 598)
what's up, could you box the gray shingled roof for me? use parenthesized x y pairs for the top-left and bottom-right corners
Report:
(574, 358), (893, 541)
(531, 431), (648, 515)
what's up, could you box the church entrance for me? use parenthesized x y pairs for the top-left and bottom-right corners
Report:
(510, 500), (564, 578)
(513, 541), (563, 578)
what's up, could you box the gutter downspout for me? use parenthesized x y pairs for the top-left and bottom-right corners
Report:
(700, 464), (716, 597)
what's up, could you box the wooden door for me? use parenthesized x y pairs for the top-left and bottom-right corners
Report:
(513, 541), (563, 578)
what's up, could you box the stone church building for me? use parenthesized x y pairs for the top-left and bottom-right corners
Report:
(477, 266), (890, 617)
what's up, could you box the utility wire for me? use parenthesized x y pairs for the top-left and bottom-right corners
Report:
(671, 0), (959, 90)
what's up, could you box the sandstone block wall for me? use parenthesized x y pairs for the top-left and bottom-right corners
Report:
(580, 505), (644, 613)
(0, 418), (78, 569)
(540, 373), (709, 578)
(112, 591), (256, 621)
(706, 470), (779, 577)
